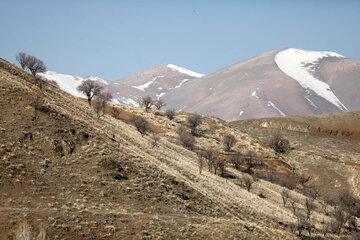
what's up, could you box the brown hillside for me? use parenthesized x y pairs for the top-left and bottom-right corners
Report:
(1, 58), (358, 239)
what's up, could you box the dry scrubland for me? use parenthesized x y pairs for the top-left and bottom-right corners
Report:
(0, 58), (359, 239)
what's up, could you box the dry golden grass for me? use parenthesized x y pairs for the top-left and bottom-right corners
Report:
(0, 57), (357, 239)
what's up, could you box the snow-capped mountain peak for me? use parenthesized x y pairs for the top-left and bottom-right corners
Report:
(275, 48), (348, 111)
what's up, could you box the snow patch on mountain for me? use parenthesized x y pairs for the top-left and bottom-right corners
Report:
(156, 92), (166, 100)
(167, 64), (205, 78)
(132, 76), (163, 91)
(116, 96), (139, 106)
(173, 79), (189, 89)
(275, 48), (348, 111)
(267, 101), (286, 116)
(38, 71), (109, 98)
(251, 90), (260, 99)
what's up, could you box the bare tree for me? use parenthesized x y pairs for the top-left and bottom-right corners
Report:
(231, 152), (243, 170)
(154, 99), (166, 110)
(151, 132), (160, 148)
(131, 115), (149, 135)
(243, 175), (254, 192)
(290, 199), (298, 215)
(15, 52), (29, 69)
(216, 158), (226, 176)
(140, 96), (154, 112)
(165, 109), (175, 120)
(305, 198), (316, 220)
(92, 90), (112, 118)
(77, 80), (104, 104)
(26, 55), (47, 76)
(92, 100), (103, 119)
(187, 114), (201, 135)
(203, 148), (215, 172)
(282, 189), (290, 207)
(197, 151), (204, 174)
(223, 134), (237, 151)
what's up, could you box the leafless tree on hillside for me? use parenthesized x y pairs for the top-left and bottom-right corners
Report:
(187, 114), (201, 135)
(203, 148), (215, 172)
(140, 96), (154, 112)
(15, 52), (29, 69)
(92, 90), (113, 119)
(282, 189), (290, 207)
(197, 150), (204, 174)
(77, 80), (104, 104)
(154, 99), (166, 110)
(151, 132), (160, 148)
(305, 198), (316, 220)
(223, 134), (237, 151)
(243, 175), (254, 192)
(26, 55), (47, 76)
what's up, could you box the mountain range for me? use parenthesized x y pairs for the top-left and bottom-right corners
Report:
(39, 47), (360, 121)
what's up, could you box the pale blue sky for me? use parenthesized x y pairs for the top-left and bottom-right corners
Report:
(1, 0), (359, 80)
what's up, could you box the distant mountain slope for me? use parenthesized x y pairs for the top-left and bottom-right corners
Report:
(162, 48), (360, 121)
(113, 63), (204, 102)
(39, 48), (360, 121)
(40, 64), (205, 106)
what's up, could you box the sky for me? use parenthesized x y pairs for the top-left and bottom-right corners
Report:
(1, 0), (360, 80)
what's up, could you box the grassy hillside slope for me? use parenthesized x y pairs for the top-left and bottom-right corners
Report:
(1, 58), (358, 239)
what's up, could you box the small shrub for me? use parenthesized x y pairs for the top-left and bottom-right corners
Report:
(28, 94), (44, 109)
(268, 134), (291, 153)
(131, 115), (149, 135)
(223, 134), (237, 151)
(45, 79), (59, 88)
(165, 109), (175, 120)
(151, 132), (160, 148)
(243, 175), (254, 192)
(281, 189), (290, 207)
(110, 106), (121, 119)
(187, 114), (201, 135)
(178, 127), (195, 150)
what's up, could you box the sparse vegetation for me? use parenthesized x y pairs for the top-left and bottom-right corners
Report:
(223, 134), (236, 151)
